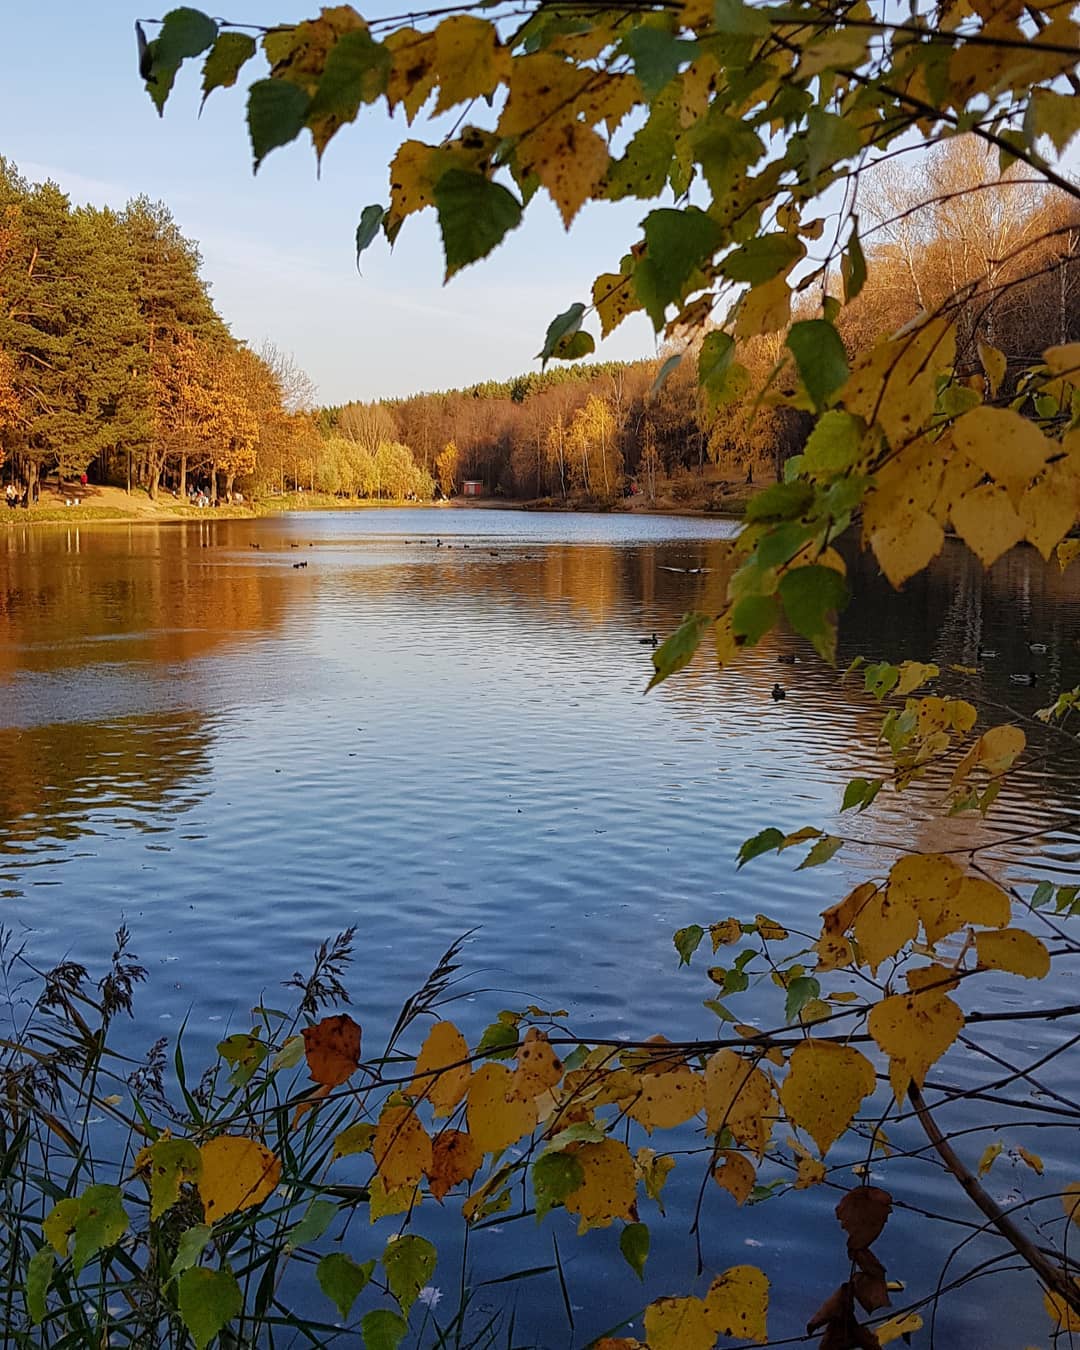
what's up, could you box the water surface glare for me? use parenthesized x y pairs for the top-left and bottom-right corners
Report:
(2, 508), (1079, 1346)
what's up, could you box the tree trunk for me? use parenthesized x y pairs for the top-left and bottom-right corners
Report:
(210, 462), (219, 504)
(179, 453), (187, 498)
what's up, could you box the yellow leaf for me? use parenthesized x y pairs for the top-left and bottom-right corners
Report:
(895, 660), (939, 697)
(499, 52), (590, 137)
(333, 1122), (376, 1159)
(814, 931), (855, 972)
(735, 276), (790, 339)
(953, 724), (1025, 787)
(704, 1050), (775, 1157)
(432, 16), (509, 113)
(411, 1020), (471, 1116)
(372, 1103), (433, 1189)
(385, 28), (437, 123)
(368, 1173), (418, 1221)
(853, 886), (919, 975)
(1058, 539), (1080, 572)
(1044, 342), (1080, 378)
(755, 914), (788, 940)
(978, 342), (1007, 396)
(518, 120), (609, 228)
(714, 610), (740, 667)
(876, 1311), (924, 1346)
(905, 963), (960, 994)
(466, 1062), (537, 1155)
(711, 917), (742, 949)
(1064, 1181), (1080, 1226)
(888, 853), (962, 946)
(864, 505), (945, 588)
(975, 928), (1051, 979)
(712, 1150), (755, 1204)
(644, 1295), (715, 1350)
(1019, 463), (1080, 559)
(822, 882), (877, 937)
(780, 1039), (876, 1156)
(978, 1141), (1003, 1175)
(630, 1065), (704, 1132)
(1017, 1147), (1044, 1175)
(563, 1138), (637, 1231)
(426, 1129), (482, 1201)
(510, 1027), (563, 1102)
(868, 989), (964, 1101)
(795, 1155), (826, 1188)
(636, 1146), (676, 1208)
(704, 1264), (769, 1344)
(940, 876), (1011, 936)
(198, 1137), (281, 1222)
(593, 272), (641, 338)
(1044, 1279), (1080, 1334)
(950, 480), (1025, 566)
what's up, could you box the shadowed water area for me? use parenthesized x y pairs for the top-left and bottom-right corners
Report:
(1, 508), (1078, 1346)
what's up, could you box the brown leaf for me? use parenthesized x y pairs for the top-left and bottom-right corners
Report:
(836, 1186), (892, 1252)
(851, 1249), (891, 1313)
(425, 1129), (482, 1202)
(807, 1284), (850, 1335)
(302, 1013), (362, 1088)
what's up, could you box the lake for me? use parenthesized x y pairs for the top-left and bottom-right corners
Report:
(2, 507), (1078, 1346)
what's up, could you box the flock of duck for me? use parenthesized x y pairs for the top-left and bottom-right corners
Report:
(638, 632), (1054, 700)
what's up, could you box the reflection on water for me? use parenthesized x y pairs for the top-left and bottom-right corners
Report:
(1, 509), (1079, 1346)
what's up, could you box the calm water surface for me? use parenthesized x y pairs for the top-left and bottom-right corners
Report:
(2, 508), (1078, 1346)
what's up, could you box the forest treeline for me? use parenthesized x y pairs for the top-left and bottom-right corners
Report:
(323, 143), (1080, 504)
(0, 158), (328, 505)
(1, 144), (1077, 508)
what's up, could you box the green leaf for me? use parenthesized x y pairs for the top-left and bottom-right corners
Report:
(797, 835), (842, 869)
(177, 1267), (243, 1350)
(435, 169), (523, 280)
(732, 594), (779, 647)
(698, 331), (738, 409)
(147, 1138), (202, 1220)
(546, 1121), (607, 1152)
(537, 302), (585, 364)
(784, 976), (821, 1022)
(25, 1247), (54, 1325)
(145, 8), (219, 113)
(307, 28), (391, 135)
(317, 1251), (375, 1321)
(286, 1199), (339, 1251)
(477, 1020), (518, 1059)
(533, 1150), (585, 1220)
(362, 1308), (409, 1350)
(217, 1033), (269, 1088)
(248, 79), (312, 170)
(647, 611), (712, 690)
(673, 924), (705, 965)
(619, 29), (698, 97)
(653, 352), (683, 395)
(200, 31), (256, 105)
(723, 233), (804, 285)
(841, 777), (882, 812)
(271, 1034), (305, 1071)
(636, 208), (723, 328)
(382, 1234), (437, 1315)
(842, 216), (867, 303)
(801, 411), (861, 477)
(777, 565), (849, 664)
(333, 1122), (377, 1158)
(745, 481), (814, 523)
(620, 1222), (650, 1280)
(552, 330), (596, 361)
(170, 1224), (212, 1280)
(356, 204), (387, 271)
(713, 0), (771, 34)
(804, 108), (862, 180)
(1031, 880), (1054, 909)
(61, 1185), (128, 1275)
(863, 662), (899, 700)
(786, 320), (849, 411)
(737, 827), (784, 868)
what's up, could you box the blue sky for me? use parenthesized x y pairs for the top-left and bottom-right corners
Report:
(1, 2), (660, 404)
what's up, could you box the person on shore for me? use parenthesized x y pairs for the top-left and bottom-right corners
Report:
(4, 483), (16, 509)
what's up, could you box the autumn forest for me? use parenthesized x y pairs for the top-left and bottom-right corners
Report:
(2, 140), (1077, 512)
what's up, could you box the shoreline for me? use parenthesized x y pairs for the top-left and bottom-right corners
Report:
(2, 484), (751, 527)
